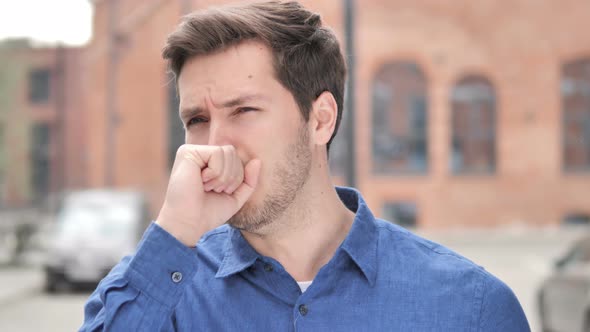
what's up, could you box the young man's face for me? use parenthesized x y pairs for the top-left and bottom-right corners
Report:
(177, 41), (313, 232)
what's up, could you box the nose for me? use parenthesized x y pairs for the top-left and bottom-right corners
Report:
(207, 120), (232, 146)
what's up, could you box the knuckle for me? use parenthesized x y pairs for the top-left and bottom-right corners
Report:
(177, 144), (190, 157)
(234, 171), (244, 181)
(209, 167), (221, 177)
(218, 174), (230, 183)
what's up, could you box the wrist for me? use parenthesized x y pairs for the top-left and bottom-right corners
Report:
(155, 211), (208, 247)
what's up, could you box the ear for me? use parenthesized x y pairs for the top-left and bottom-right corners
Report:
(309, 91), (338, 146)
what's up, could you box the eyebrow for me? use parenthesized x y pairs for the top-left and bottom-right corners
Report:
(180, 93), (267, 122)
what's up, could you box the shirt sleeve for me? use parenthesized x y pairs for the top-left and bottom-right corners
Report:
(478, 273), (531, 332)
(79, 223), (199, 332)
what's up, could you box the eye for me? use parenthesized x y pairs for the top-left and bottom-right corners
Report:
(236, 107), (258, 114)
(186, 117), (208, 127)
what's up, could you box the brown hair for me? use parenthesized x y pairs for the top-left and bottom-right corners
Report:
(162, 1), (346, 152)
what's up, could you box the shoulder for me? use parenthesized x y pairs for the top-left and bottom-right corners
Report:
(374, 219), (498, 296)
(374, 220), (529, 330)
(374, 218), (485, 273)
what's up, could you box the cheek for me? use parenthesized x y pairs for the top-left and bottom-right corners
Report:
(186, 127), (220, 146)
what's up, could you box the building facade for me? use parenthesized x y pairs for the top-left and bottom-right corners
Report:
(0, 40), (86, 208)
(4, 0), (590, 227)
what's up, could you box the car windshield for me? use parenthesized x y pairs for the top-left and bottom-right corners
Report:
(56, 203), (137, 239)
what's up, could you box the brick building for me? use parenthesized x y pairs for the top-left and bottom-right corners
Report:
(4, 0), (590, 227)
(0, 39), (86, 207)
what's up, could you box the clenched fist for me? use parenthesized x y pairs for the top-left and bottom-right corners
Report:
(156, 144), (261, 246)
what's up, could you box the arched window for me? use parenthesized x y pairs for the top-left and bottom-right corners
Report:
(450, 75), (496, 174)
(372, 62), (428, 174)
(562, 58), (590, 172)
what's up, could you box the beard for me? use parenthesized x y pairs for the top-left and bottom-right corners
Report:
(227, 124), (312, 233)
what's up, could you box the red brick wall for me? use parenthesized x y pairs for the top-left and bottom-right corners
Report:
(81, 0), (590, 226)
(1, 46), (85, 207)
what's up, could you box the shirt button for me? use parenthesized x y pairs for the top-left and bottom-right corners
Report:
(171, 271), (183, 283)
(264, 263), (273, 272)
(298, 304), (308, 316)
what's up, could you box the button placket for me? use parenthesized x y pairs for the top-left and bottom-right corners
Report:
(171, 271), (183, 283)
(298, 304), (308, 316)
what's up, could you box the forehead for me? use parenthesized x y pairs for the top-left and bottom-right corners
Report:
(177, 41), (278, 103)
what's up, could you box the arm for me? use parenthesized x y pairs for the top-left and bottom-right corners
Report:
(80, 145), (260, 331)
(80, 223), (198, 331)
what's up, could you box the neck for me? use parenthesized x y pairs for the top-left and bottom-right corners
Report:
(241, 159), (355, 282)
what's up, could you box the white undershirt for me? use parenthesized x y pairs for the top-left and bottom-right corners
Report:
(297, 280), (313, 293)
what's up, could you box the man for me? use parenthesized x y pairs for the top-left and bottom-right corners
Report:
(81, 1), (530, 331)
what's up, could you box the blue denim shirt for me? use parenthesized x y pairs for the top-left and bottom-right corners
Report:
(81, 187), (530, 331)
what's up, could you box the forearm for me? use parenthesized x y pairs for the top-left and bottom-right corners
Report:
(80, 223), (200, 331)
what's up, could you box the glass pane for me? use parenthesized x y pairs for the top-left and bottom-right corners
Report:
(29, 68), (51, 103)
(450, 75), (496, 174)
(31, 123), (51, 201)
(562, 59), (590, 172)
(371, 62), (428, 174)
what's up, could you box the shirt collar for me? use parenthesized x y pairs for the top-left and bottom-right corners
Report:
(336, 186), (378, 286)
(215, 226), (260, 278)
(216, 186), (379, 286)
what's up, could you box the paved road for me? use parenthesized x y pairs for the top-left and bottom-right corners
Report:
(0, 291), (89, 332)
(0, 226), (585, 332)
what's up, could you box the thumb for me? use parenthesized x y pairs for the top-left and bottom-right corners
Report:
(231, 159), (262, 207)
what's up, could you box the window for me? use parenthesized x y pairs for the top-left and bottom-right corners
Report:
(372, 62), (428, 174)
(167, 79), (184, 170)
(382, 201), (417, 228)
(450, 75), (496, 174)
(31, 123), (51, 201)
(562, 213), (590, 226)
(562, 58), (590, 172)
(28, 68), (51, 103)
(328, 118), (348, 177)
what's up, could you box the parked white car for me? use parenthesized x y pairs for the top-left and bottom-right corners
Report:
(43, 190), (150, 292)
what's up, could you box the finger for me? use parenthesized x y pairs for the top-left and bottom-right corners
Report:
(203, 178), (221, 192)
(231, 159), (261, 207)
(223, 154), (245, 194)
(201, 147), (224, 185)
(201, 167), (215, 183)
(181, 144), (221, 169)
(213, 146), (237, 193)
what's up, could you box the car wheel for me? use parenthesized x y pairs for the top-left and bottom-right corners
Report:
(44, 270), (69, 293)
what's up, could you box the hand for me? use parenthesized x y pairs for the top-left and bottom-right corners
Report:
(156, 144), (261, 246)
